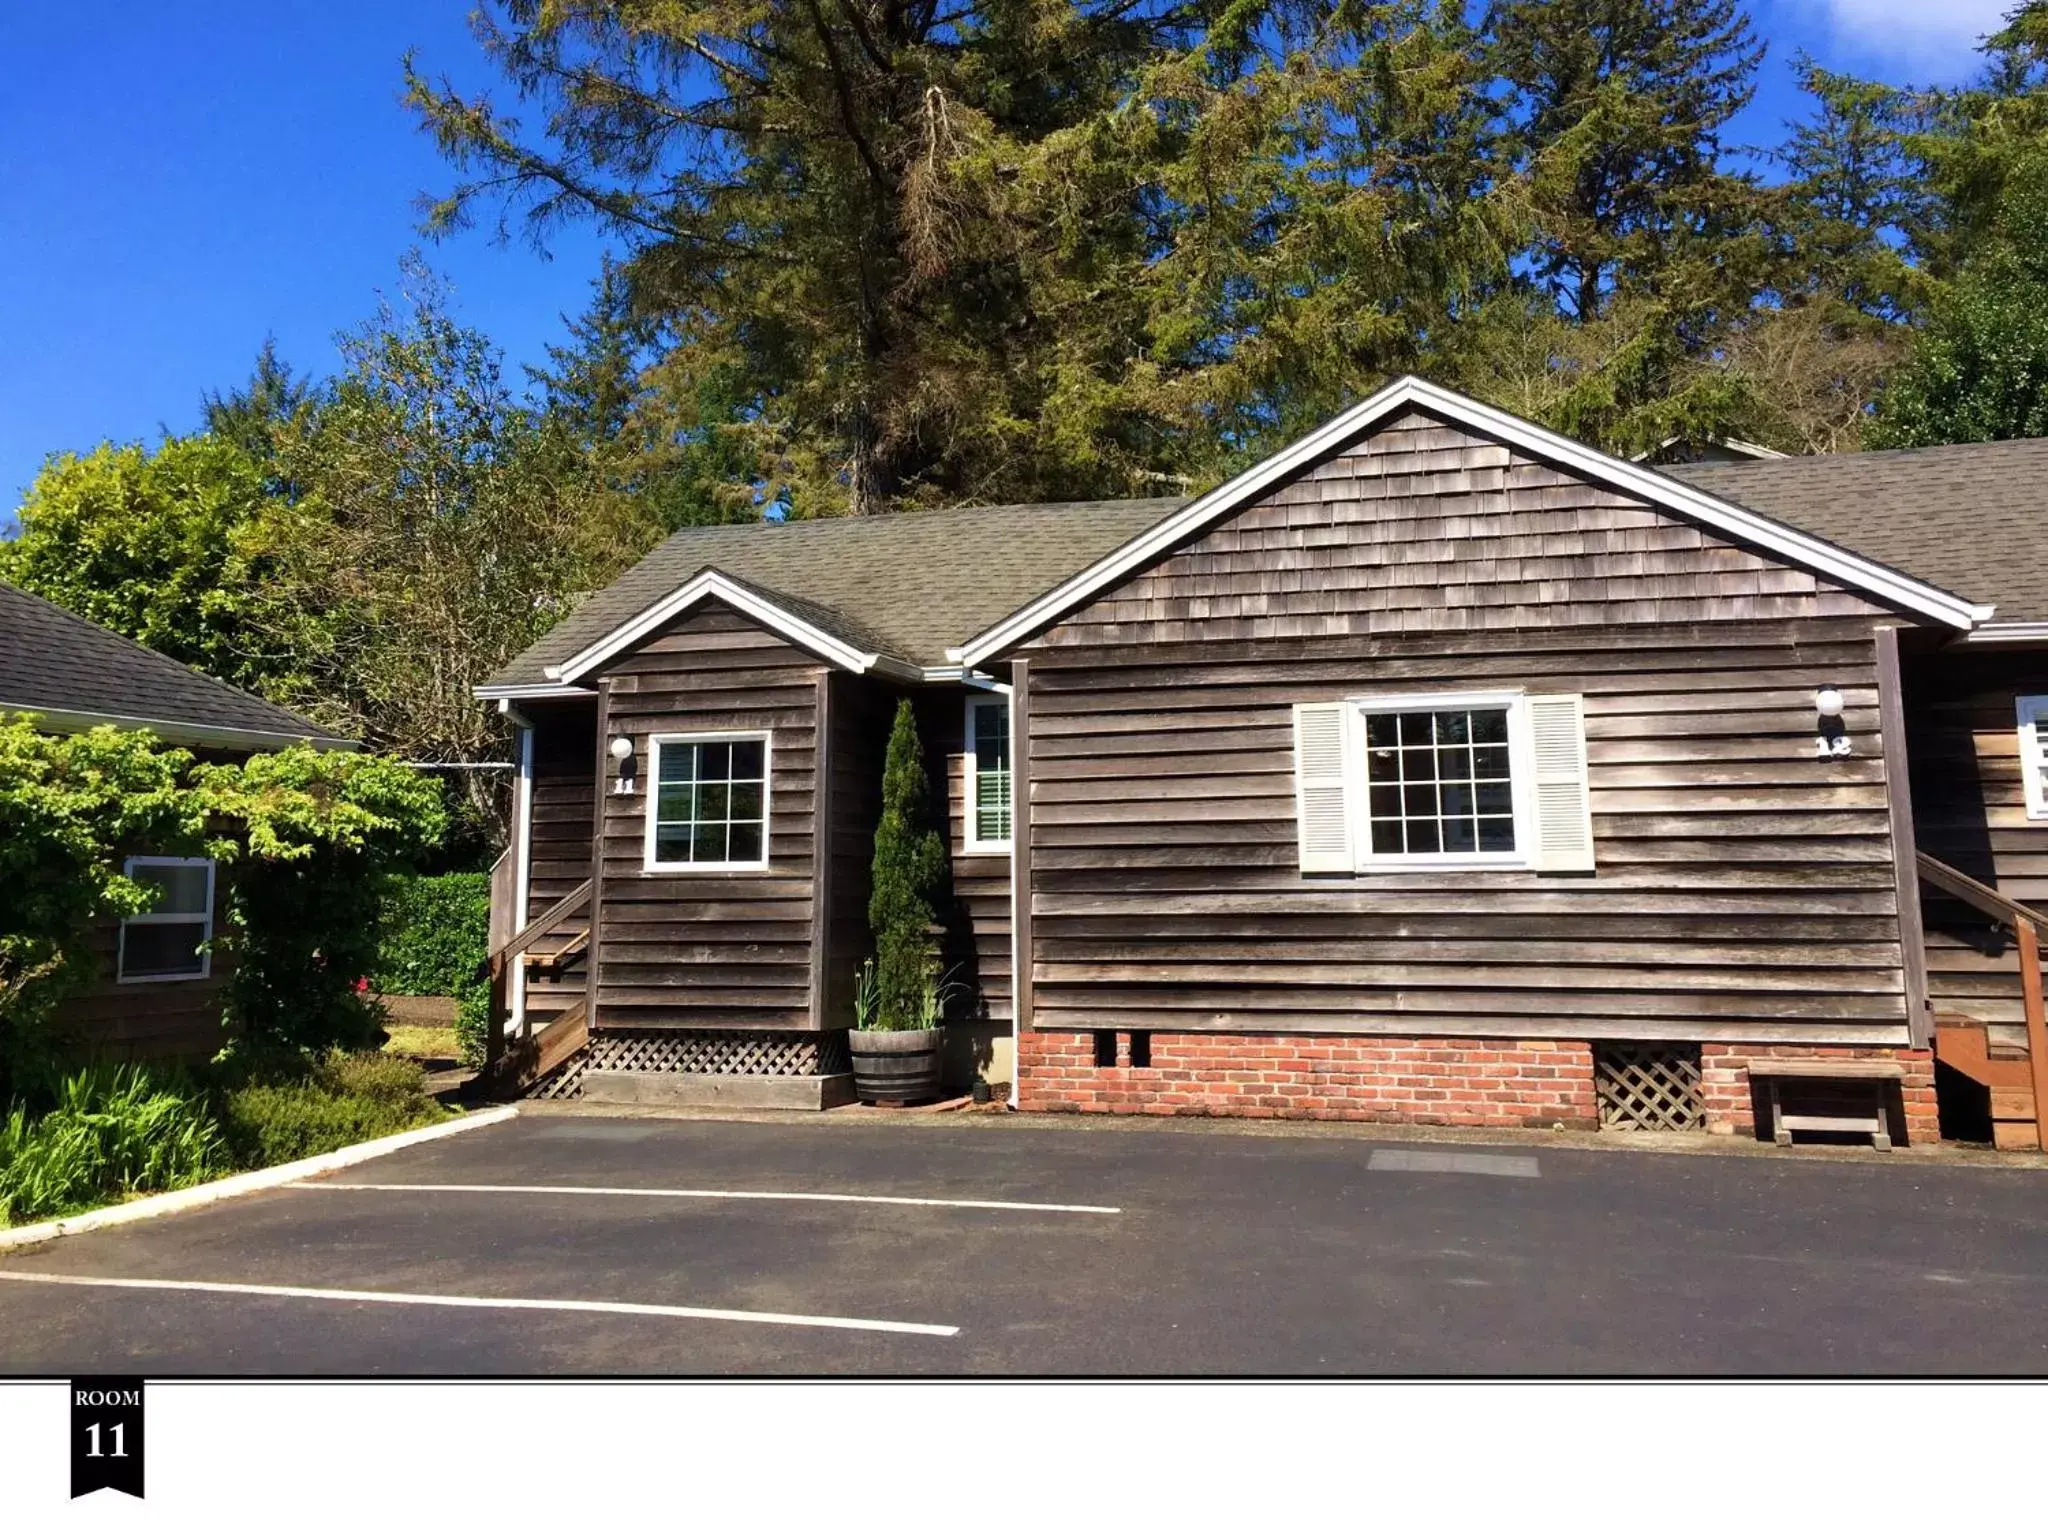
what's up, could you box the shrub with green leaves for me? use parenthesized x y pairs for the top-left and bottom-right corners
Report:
(215, 1050), (448, 1169)
(0, 720), (447, 1089)
(0, 1064), (225, 1225)
(374, 873), (490, 994)
(376, 872), (492, 1066)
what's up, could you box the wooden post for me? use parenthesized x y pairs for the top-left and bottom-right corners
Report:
(1011, 659), (1034, 1045)
(1874, 626), (1932, 1049)
(809, 670), (834, 1033)
(2018, 920), (2048, 1153)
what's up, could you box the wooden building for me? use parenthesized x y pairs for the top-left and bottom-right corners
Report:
(1, 580), (350, 1059)
(478, 380), (2048, 1148)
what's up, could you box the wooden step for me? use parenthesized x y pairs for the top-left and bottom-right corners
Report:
(488, 1000), (589, 1095)
(1934, 1014), (2035, 1090)
(1937, 1012), (2044, 1151)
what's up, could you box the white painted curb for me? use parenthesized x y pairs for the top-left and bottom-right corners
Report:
(0, 1104), (520, 1251)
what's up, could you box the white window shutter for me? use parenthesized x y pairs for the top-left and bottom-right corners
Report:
(1293, 701), (1354, 872)
(2019, 697), (2048, 820)
(1526, 694), (1595, 873)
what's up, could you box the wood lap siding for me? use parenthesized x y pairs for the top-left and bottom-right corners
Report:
(1020, 409), (1912, 1047)
(594, 602), (824, 1032)
(56, 892), (233, 1060)
(914, 691), (1013, 1026)
(1904, 648), (2048, 1048)
(522, 698), (597, 1028)
(822, 674), (891, 1027)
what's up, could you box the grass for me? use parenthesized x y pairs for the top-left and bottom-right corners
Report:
(0, 1050), (451, 1228)
(381, 1024), (461, 1062)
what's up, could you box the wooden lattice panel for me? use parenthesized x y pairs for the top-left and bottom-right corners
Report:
(587, 1029), (827, 1077)
(526, 1052), (586, 1100)
(1595, 1043), (1704, 1131)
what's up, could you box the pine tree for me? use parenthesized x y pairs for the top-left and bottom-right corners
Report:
(202, 338), (310, 463)
(404, 1), (1517, 513)
(867, 699), (947, 1031)
(1482, 0), (1766, 322)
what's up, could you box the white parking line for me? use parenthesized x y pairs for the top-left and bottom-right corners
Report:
(0, 1269), (958, 1338)
(291, 1181), (1124, 1214)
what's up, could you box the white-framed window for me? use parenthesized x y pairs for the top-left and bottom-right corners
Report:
(964, 695), (1012, 853)
(117, 856), (215, 982)
(2017, 696), (2048, 820)
(1293, 690), (1594, 874)
(643, 731), (771, 872)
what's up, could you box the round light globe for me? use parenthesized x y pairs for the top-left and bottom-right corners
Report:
(1814, 687), (1845, 718)
(609, 735), (634, 762)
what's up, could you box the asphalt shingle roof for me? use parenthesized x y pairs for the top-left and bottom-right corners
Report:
(1669, 437), (2048, 624)
(0, 580), (347, 747)
(490, 436), (2048, 689)
(487, 497), (1187, 684)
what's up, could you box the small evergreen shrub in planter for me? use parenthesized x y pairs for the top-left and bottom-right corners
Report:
(849, 700), (953, 1104)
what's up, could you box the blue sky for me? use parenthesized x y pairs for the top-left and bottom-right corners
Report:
(0, 1), (2022, 509)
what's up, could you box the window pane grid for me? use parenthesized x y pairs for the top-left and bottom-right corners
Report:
(652, 738), (767, 866)
(970, 702), (1011, 844)
(1365, 708), (1516, 857)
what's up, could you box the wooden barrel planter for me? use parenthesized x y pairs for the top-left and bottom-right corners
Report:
(848, 1027), (945, 1104)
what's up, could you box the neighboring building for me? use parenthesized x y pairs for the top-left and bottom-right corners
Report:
(476, 380), (2048, 1149)
(1, 579), (349, 1059)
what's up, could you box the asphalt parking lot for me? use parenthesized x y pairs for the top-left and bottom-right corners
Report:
(3, 1112), (2046, 1374)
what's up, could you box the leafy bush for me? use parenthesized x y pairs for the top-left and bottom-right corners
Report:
(0, 720), (448, 1091)
(0, 1049), (451, 1228)
(216, 1051), (447, 1169)
(453, 985), (490, 1069)
(374, 873), (490, 995)
(377, 872), (492, 1067)
(0, 1065), (225, 1225)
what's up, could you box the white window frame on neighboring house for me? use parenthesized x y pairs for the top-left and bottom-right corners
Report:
(2018, 696), (2048, 820)
(963, 695), (1013, 854)
(1294, 690), (1595, 876)
(117, 856), (216, 983)
(642, 731), (773, 874)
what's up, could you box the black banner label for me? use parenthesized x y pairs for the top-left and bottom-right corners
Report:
(70, 1376), (145, 1499)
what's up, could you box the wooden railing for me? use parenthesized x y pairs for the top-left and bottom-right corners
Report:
(483, 874), (592, 1077)
(1918, 852), (2048, 1149)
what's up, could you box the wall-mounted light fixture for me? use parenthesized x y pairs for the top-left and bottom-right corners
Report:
(609, 734), (637, 793)
(1814, 685), (1852, 759)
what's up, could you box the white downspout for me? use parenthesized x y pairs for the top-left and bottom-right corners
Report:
(500, 702), (536, 1040)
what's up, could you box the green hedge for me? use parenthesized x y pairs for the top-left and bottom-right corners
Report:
(374, 872), (490, 996)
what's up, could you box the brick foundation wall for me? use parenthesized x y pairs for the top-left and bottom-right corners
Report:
(1701, 1043), (1938, 1147)
(1019, 1031), (1599, 1129)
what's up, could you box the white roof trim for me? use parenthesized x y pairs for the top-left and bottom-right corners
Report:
(547, 568), (919, 684)
(474, 681), (598, 702)
(1960, 621), (2048, 646)
(955, 376), (1991, 665)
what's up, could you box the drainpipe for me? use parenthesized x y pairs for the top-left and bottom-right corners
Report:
(955, 670), (1020, 1108)
(498, 701), (537, 1039)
